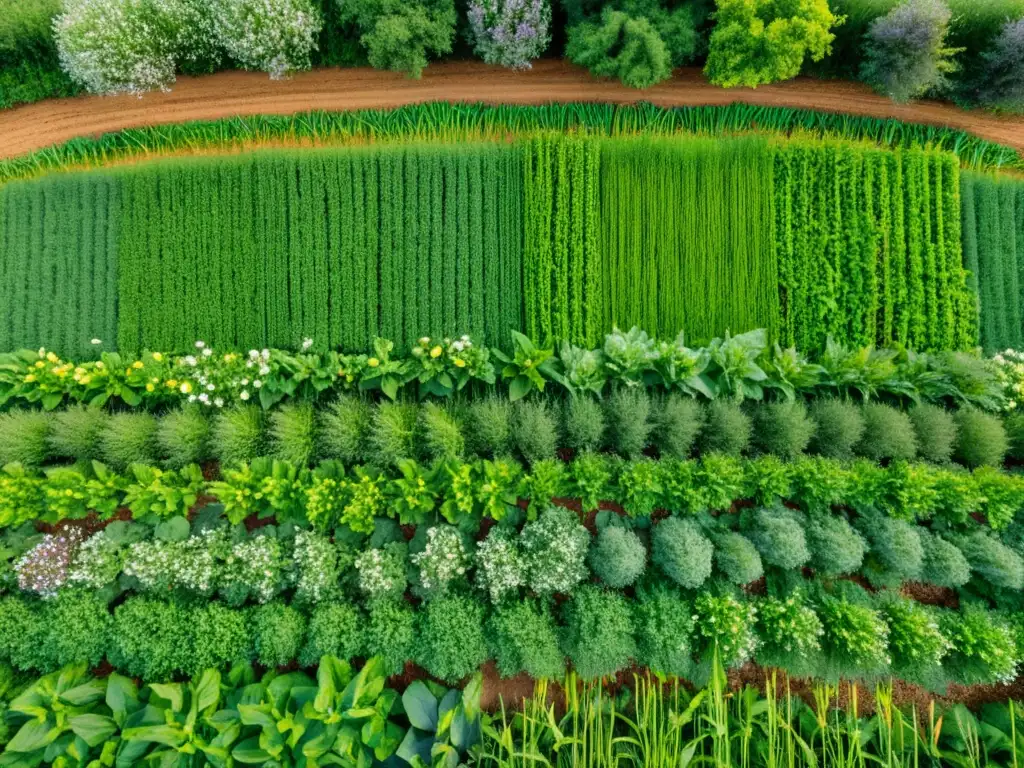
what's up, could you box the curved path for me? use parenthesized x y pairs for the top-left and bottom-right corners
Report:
(2, 59), (1023, 159)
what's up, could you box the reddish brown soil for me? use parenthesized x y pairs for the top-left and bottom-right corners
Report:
(1, 60), (1023, 160)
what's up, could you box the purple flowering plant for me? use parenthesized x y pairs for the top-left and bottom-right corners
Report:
(467, 0), (551, 70)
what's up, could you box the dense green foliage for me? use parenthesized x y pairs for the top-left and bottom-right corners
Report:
(961, 172), (1024, 353)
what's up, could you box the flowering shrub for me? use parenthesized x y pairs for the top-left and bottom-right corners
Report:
(818, 597), (891, 671)
(475, 527), (525, 602)
(519, 506), (590, 596)
(992, 349), (1024, 411)
(355, 543), (408, 600)
(693, 593), (758, 666)
(54, 0), (192, 94)
(209, 0), (322, 78)
(881, 598), (950, 671)
(411, 525), (470, 596)
(292, 530), (344, 603)
(467, 0), (551, 70)
(67, 529), (125, 589)
(755, 592), (823, 666)
(15, 528), (85, 597)
(220, 534), (287, 604)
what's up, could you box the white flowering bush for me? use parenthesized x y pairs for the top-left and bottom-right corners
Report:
(467, 0), (551, 70)
(693, 593), (758, 666)
(355, 542), (408, 600)
(755, 592), (823, 666)
(68, 530), (126, 589)
(123, 530), (226, 595)
(209, 0), (322, 78)
(993, 349), (1024, 411)
(15, 528), (85, 597)
(520, 506), (590, 596)
(220, 534), (287, 604)
(411, 525), (470, 596)
(55, 0), (198, 95)
(292, 529), (342, 603)
(475, 526), (525, 602)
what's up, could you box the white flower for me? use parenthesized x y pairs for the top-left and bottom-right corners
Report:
(240, 390), (250, 401)
(90, 338), (102, 345)
(180, 383), (190, 393)
(202, 347), (213, 357)
(206, 383), (215, 391)
(259, 365), (270, 376)
(196, 340), (205, 349)
(302, 337), (314, 350)
(420, 337), (430, 344)
(199, 393), (210, 404)
(185, 355), (197, 366)
(249, 349), (259, 359)
(240, 378), (249, 386)
(214, 397), (224, 407)
(253, 380), (263, 389)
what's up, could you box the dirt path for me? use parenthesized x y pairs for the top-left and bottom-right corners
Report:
(1, 59), (1023, 159)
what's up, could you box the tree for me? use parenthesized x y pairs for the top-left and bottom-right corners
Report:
(704, 0), (840, 88)
(978, 18), (1024, 111)
(566, 8), (672, 88)
(859, 0), (960, 102)
(336, 0), (455, 77)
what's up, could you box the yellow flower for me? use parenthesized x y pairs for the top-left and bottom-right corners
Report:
(368, 358), (380, 368)
(34, 361), (44, 369)
(45, 352), (58, 363)
(80, 375), (91, 385)
(132, 361), (144, 370)
(430, 346), (442, 358)
(180, 382), (192, 394)
(125, 368), (133, 376)
(24, 374), (35, 383)
(95, 361), (105, 370)
(454, 358), (466, 368)
(337, 368), (345, 377)
(74, 367), (86, 376)
(146, 383), (155, 392)
(151, 352), (164, 362)
(166, 379), (179, 388)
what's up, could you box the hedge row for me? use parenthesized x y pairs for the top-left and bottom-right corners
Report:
(0, 135), (977, 358)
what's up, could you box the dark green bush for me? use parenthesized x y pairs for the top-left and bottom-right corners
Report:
(632, 584), (694, 678)
(0, 597), (41, 671)
(1006, 412), (1024, 461)
(467, 397), (513, 457)
(269, 402), (318, 466)
(99, 413), (159, 470)
(561, 585), (637, 680)
(652, 517), (714, 589)
(954, 409), (1009, 468)
(212, 406), (267, 466)
(0, 0), (61, 68)
(47, 405), (106, 462)
(487, 600), (565, 679)
(752, 402), (815, 460)
(566, 9), (672, 89)
(589, 526), (646, 587)
(605, 388), (653, 457)
(563, 396), (606, 453)
(909, 404), (958, 464)
(109, 597), (192, 680)
(513, 400), (559, 464)
(416, 595), (489, 683)
(700, 401), (752, 456)
(319, 395), (372, 463)
(809, 399), (865, 460)
(920, 531), (971, 587)
(712, 531), (763, 585)
(41, 590), (108, 669)
(805, 513), (866, 576)
(419, 402), (465, 461)
(652, 395), (704, 459)
(744, 506), (810, 570)
(365, 599), (416, 675)
(157, 406), (212, 469)
(300, 602), (365, 667)
(859, 403), (917, 461)
(251, 602), (307, 668)
(941, 605), (1019, 684)
(338, 0), (456, 77)
(0, 410), (51, 467)
(370, 402), (418, 467)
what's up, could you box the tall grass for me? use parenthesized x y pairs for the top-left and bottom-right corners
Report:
(961, 171), (1024, 353)
(116, 142), (525, 352)
(0, 170), (119, 356)
(0, 102), (1020, 186)
(601, 135), (777, 343)
(775, 140), (975, 352)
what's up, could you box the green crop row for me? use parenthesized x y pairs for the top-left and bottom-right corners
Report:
(0, 134), (979, 358)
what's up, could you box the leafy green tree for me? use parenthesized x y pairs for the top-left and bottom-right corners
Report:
(705, 0), (840, 87)
(566, 8), (672, 88)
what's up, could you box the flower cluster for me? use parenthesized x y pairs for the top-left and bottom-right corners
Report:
(992, 348), (1024, 411)
(209, 0), (322, 79)
(67, 530), (126, 589)
(694, 593), (759, 666)
(755, 592), (823, 659)
(519, 506), (590, 596)
(408, 335), (496, 396)
(292, 529), (343, 603)
(355, 543), (408, 600)
(221, 534), (288, 604)
(467, 0), (551, 70)
(15, 528), (87, 597)
(411, 525), (470, 595)
(475, 526), (525, 602)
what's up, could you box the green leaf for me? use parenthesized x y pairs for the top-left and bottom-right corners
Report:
(68, 714), (118, 747)
(508, 375), (532, 402)
(401, 682), (438, 732)
(193, 670), (222, 713)
(154, 516), (190, 543)
(148, 683), (184, 712)
(6, 718), (58, 753)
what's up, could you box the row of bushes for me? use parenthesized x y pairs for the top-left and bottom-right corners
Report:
(2, 393), (1017, 472)
(0, 0), (1021, 106)
(0, 581), (1017, 686)
(8, 502), (1023, 615)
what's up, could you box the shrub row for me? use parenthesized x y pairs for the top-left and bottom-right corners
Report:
(0, 134), (976, 358)
(0, 583), (1017, 687)
(1, 393), (1015, 472)
(8, 503), (1023, 612)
